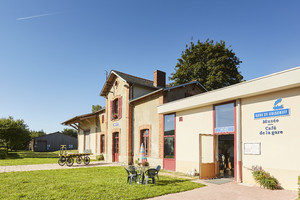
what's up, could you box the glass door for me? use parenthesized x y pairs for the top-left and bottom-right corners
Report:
(163, 114), (176, 171)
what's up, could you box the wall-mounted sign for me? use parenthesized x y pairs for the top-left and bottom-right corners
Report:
(244, 143), (261, 155)
(113, 122), (119, 127)
(215, 126), (234, 133)
(254, 98), (290, 119)
(254, 98), (290, 136)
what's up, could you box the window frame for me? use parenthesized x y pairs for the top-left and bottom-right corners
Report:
(140, 129), (150, 157)
(100, 134), (105, 153)
(110, 96), (122, 121)
(163, 113), (176, 159)
(213, 101), (236, 135)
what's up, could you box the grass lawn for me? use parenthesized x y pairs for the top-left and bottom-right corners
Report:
(0, 166), (205, 200)
(0, 150), (77, 166)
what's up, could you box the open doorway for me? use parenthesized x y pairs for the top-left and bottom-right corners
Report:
(218, 134), (234, 178)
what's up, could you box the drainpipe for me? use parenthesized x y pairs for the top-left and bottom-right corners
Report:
(237, 99), (243, 182)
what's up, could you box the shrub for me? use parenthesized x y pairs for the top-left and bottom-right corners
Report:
(0, 150), (7, 159)
(96, 154), (104, 161)
(252, 166), (280, 190)
(298, 176), (299, 199)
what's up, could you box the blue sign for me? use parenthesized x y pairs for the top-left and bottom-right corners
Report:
(254, 108), (290, 119)
(113, 122), (119, 127)
(254, 98), (290, 119)
(215, 126), (234, 133)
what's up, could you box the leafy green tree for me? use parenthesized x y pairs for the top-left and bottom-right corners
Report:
(62, 128), (77, 138)
(30, 130), (46, 138)
(0, 117), (31, 151)
(170, 39), (243, 91)
(92, 105), (102, 113)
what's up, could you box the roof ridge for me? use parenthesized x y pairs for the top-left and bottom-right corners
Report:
(112, 70), (154, 83)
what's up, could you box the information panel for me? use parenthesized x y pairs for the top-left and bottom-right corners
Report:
(244, 143), (261, 155)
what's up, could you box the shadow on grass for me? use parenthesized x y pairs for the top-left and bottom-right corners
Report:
(6, 151), (59, 159)
(6, 153), (22, 159)
(156, 179), (188, 186)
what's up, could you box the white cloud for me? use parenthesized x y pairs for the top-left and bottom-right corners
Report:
(17, 12), (59, 20)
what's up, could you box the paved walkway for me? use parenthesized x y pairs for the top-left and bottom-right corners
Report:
(149, 179), (298, 200)
(0, 161), (120, 173)
(0, 163), (297, 200)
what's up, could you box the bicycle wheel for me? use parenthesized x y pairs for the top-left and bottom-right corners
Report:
(58, 157), (66, 166)
(83, 156), (90, 165)
(66, 157), (74, 167)
(76, 156), (82, 164)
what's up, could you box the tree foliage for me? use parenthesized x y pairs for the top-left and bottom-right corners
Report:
(62, 128), (77, 138)
(92, 105), (102, 113)
(30, 130), (46, 138)
(0, 117), (31, 151)
(170, 39), (243, 91)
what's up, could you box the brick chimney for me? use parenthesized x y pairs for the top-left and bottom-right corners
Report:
(153, 70), (166, 88)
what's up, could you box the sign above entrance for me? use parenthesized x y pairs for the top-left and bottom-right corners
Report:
(113, 122), (119, 127)
(215, 126), (234, 133)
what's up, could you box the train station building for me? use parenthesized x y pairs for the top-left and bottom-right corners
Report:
(63, 66), (300, 191)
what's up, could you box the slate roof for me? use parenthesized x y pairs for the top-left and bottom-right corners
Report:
(100, 70), (158, 96)
(62, 108), (105, 125)
(113, 70), (157, 89)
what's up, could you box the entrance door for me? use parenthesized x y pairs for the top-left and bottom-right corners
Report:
(163, 114), (176, 171)
(200, 134), (217, 179)
(112, 132), (119, 162)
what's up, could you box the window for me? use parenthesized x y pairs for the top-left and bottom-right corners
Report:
(164, 114), (175, 158)
(111, 97), (122, 120)
(214, 102), (235, 134)
(100, 134), (105, 153)
(102, 115), (104, 123)
(84, 130), (90, 150)
(140, 129), (149, 156)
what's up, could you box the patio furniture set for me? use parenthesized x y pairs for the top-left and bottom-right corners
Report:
(125, 165), (161, 185)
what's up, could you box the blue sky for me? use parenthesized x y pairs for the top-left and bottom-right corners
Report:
(0, 0), (299, 133)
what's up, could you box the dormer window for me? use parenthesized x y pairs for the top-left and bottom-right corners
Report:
(111, 97), (122, 120)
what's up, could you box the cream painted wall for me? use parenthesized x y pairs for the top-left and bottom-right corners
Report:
(76, 113), (106, 158)
(241, 87), (300, 190)
(176, 106), (213, 173)
(133, 96), (162, 166)
(78, 131), (84, 153)
(107, 76), (128, 163)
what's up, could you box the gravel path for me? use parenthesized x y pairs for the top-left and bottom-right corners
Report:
(0, 161), (120, 173)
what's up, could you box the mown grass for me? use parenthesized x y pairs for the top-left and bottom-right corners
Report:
(0, 150), (76, 166)
(0, 166), (205, 200)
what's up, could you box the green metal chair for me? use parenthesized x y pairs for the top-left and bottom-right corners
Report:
(155, 165), (161, 181)
(124, 167), (140, 185)
(144, 168), (158, 186)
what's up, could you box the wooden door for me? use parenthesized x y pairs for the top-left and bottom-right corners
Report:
(113, 132), (119, 162)
(200, 134), (216, 179)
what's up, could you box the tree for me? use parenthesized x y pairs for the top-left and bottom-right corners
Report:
(92, 105), (102, 113)
(62, 128), (77, 138)
(30, 130), (46, 138)
(169, 39), (243, 91)
(0, 117), (31, 151)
